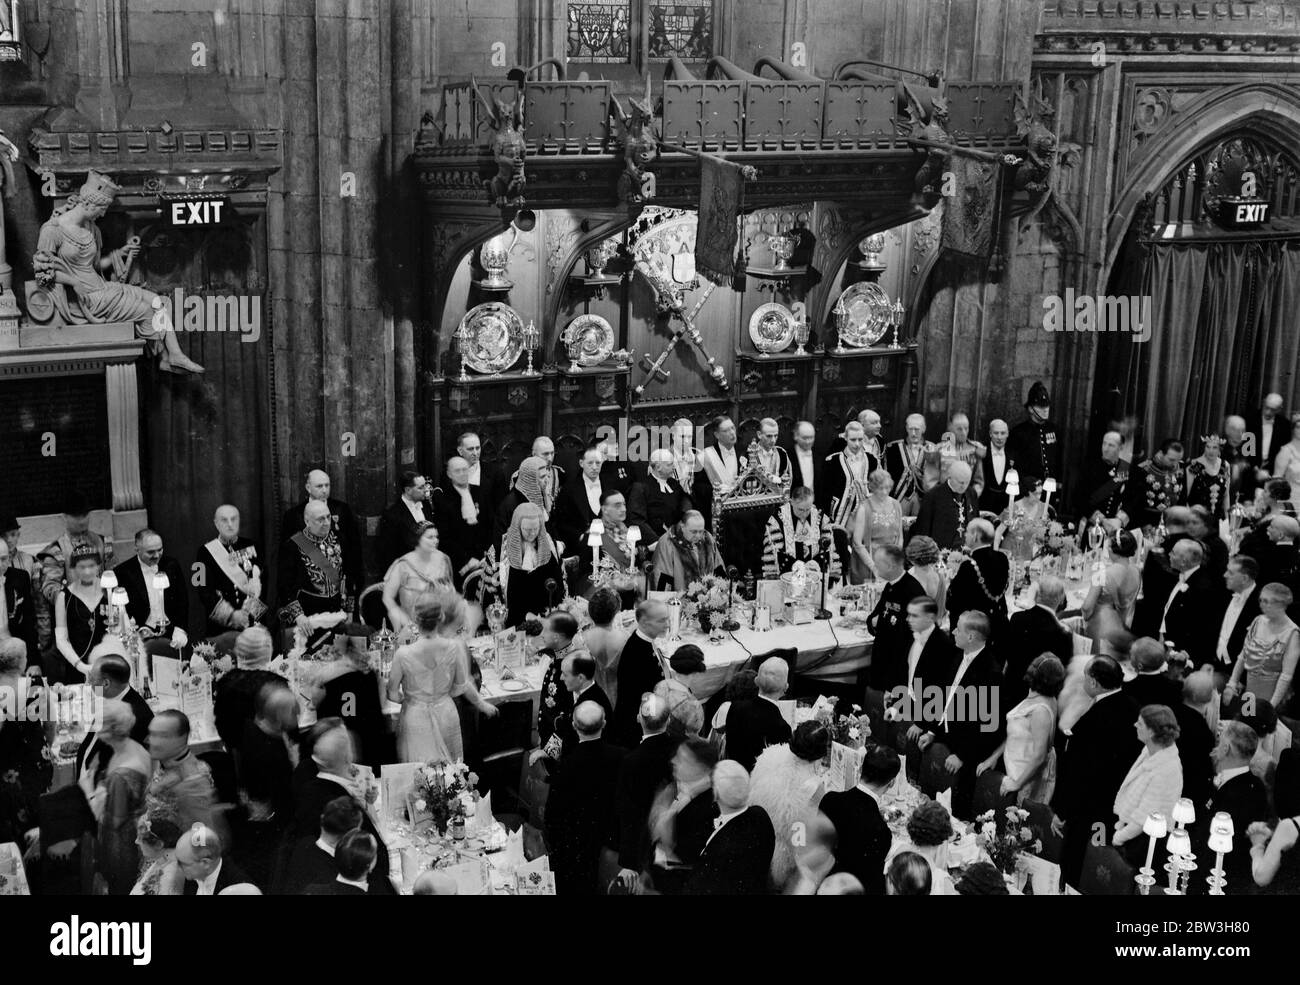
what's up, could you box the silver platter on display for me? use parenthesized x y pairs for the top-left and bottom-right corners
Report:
(748, 302), (796, 354)
(563, 313), (616, 366)
(458, 302), (525, 374)
(835, 281), (893, 348)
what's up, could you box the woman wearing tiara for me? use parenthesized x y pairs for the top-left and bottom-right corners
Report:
(381, 521), (455, 633)
(1185, 433), (1230, 520)
(33, 171), (204, 374)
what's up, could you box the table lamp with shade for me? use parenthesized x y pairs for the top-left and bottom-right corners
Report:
(587, 519), (604, 572)
(1041, 476), (1058, 512)
(1206, 813), (1234, 895)
(1165, 827), (1191, 894)
(1170, 797), (1197, 893)
(1135, 811), (1167, 894)
(101, 570), (120, 630)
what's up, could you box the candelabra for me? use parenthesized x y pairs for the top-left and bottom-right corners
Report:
(723, 566), (742, 631)
(522, 319), (540, 375)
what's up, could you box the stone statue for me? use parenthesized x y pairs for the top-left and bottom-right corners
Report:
(1013, 84), (1081, 196)
(32, 171), (203, 373)
(614, 78), (658, 206)
(471, 77), (526, 210)
(0, 128), (18, 296)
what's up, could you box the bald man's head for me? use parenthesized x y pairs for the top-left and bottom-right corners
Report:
(1183, 670), (1215, 707)
(305, 470), (331, 500)
(757, 657), (789, 698)
(573, 700), (606, 738)
(311, 725), (355, 775)
(713, 760), (750, 811)
(304, 498), (332, 537)
(947, 461), (973, 494)
(413, 872), (459, 895)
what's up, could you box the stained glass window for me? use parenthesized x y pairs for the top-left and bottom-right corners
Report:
(567, 0), (633, 64)
(647, 1), (714, 61)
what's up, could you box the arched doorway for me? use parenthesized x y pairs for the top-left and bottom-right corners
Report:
(1090, 85), (1300, 461)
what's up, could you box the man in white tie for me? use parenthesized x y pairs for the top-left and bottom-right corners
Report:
(1209, 555), (1262, 687)
(1147, 539), (1215, 669)
(554, 445), (607, 551)
(431, 457), (489, 589)
(917, 611), (1003, 819)
(978, 419), (1014, 514)
(114, 529), (189, 661)
(786, 420), (820, 498)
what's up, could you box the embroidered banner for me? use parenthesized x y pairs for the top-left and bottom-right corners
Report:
(941, 154), (1003, 259)
(695, 153), (744, 284)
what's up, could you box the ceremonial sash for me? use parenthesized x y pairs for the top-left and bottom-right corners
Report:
(205, 538), (267, 620)
(290, 532), (342, 596)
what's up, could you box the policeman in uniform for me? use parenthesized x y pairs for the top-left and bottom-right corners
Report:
(1006, 382), (1062, 492)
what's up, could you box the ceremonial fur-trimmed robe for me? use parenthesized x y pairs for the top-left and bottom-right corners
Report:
(276, 530), (349, 625)
(761, 504), (839, 579)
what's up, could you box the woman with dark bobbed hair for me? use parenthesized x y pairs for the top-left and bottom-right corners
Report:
(748, 720), (833, 891)
(977, 654), (1066, 803)
(1112, 704), (1182, 855)
(898, 799), (957, 895)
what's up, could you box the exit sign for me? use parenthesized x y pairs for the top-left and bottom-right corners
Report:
(163, 195), (230, 227)
(1216, 197), (1270, 229)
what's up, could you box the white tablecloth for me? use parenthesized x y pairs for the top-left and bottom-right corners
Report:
(658, 619), (873, 701)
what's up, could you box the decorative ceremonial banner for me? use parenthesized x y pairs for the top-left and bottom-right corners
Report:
(695, 154), (744, 284)
(941, 154), (1003, 259)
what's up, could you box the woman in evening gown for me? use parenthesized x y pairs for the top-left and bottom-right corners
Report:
(382, 521), (455, 632)
(387, 592), (496, 762)
(1080, 529), (1140, 657)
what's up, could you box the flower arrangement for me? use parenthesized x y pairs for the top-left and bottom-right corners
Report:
(818, 697), (871, 749)
(975, 805), (1042, 874)
(550, 594), (591, 627)
(410, 760), (480, 834)
(679, 575), (731, 631)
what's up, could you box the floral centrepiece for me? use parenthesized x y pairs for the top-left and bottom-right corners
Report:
(678, 575), (731, 632)
(411, 760), (480, 834)
(818, 696), (871, 749)
(976, 805), (1042, 875)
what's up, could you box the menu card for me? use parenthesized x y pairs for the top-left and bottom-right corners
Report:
(152, 655), (181, 700)
(495, 630), (525, 672)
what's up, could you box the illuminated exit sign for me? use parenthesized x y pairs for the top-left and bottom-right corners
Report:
(1216, 197), (1270, 229)
(162, 195), (230, 226)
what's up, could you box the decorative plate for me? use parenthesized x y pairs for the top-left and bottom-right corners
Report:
(563, 313), (616, 366)
(748, 302), (796, 354)
(835, 282), (893, 348)
(498, 678), (527, 692)
(458, 302), (525, 374)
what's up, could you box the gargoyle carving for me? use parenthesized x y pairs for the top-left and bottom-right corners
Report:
(896, 90), (950, 195)
(472, 76), (527, 209)
(613, 78), (659, 206)
(1012, 82), (1081, 196)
